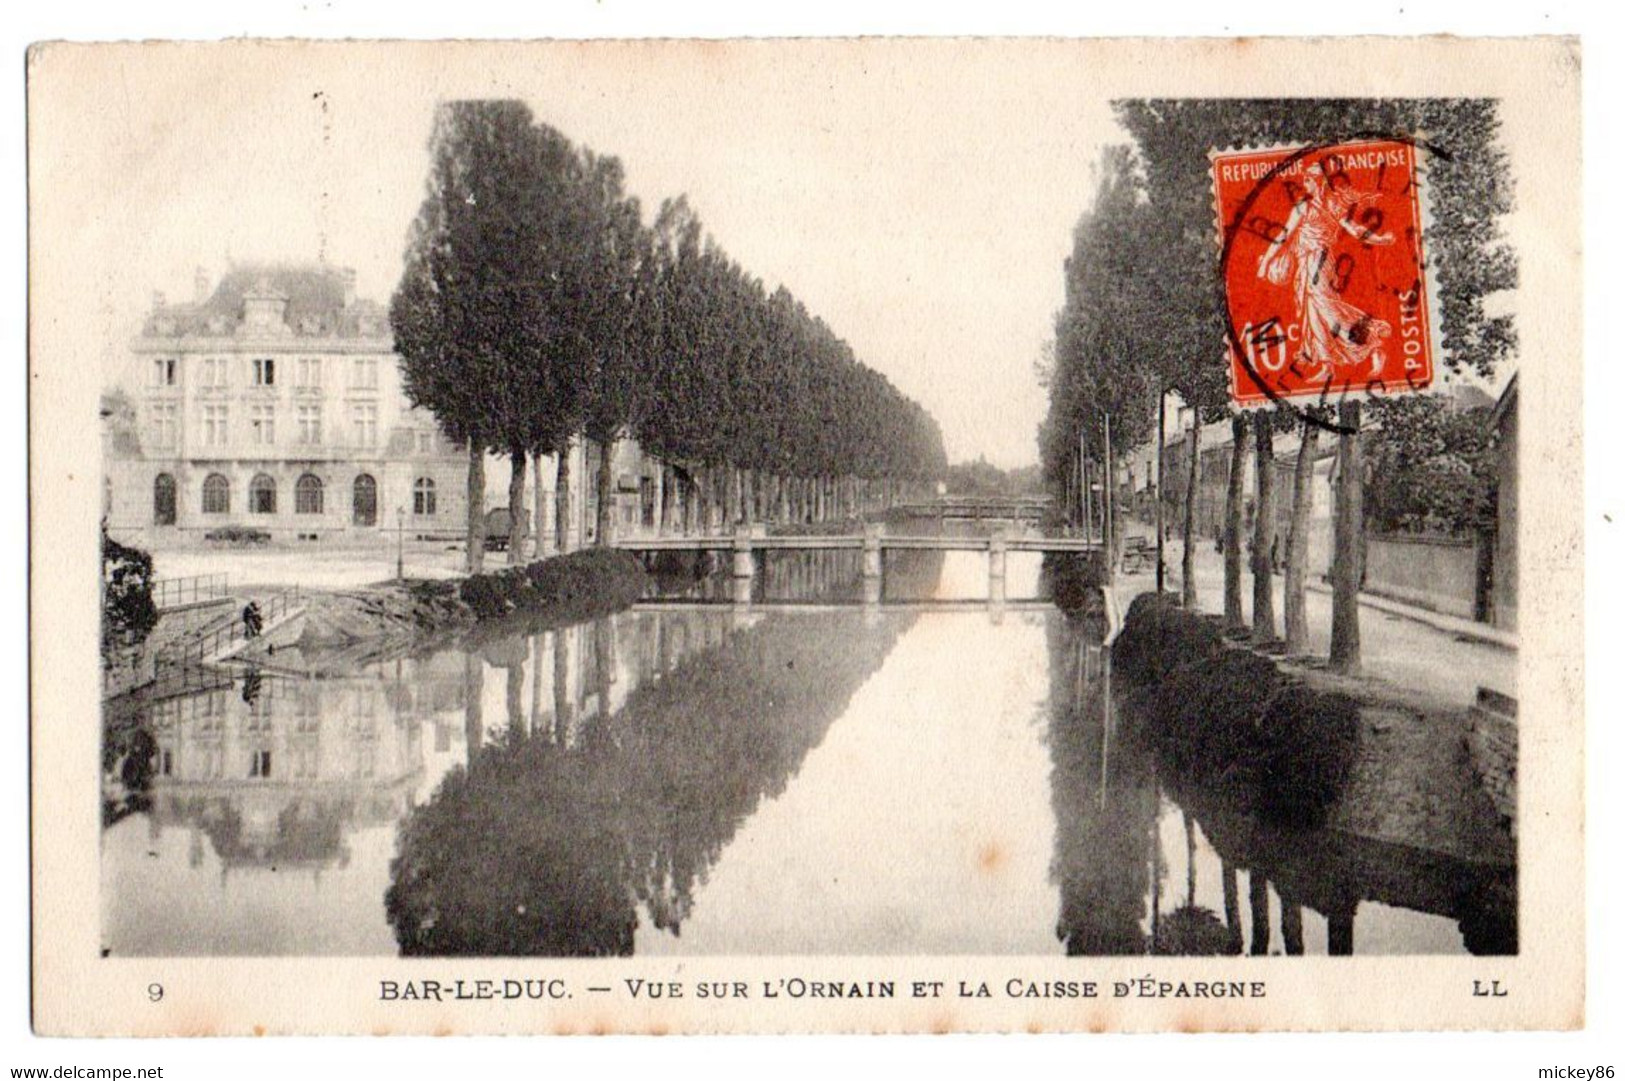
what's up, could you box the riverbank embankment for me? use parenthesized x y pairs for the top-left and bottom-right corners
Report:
(288, 547), (649, 656)
(1112, 592), (1513, 868)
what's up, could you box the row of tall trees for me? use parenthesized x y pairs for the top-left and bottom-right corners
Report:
(1041, 100), (1516, 673)
(393, 100), (946, 572)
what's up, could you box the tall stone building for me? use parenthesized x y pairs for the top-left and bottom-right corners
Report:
(104, 264), (467, 544)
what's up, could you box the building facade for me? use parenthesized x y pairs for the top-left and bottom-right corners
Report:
(105, 264), (468, 544)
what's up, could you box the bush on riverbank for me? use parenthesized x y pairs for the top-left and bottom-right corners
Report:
(1114, 592), (1359, 829)
(454, 547), (648, 623)
(1041, 550), (1106, 616)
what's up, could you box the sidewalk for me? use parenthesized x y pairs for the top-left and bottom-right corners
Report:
(1111, 530), (1515, 708)
(150, 540), (468, 591)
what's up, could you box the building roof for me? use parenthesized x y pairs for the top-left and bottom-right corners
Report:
(1489, 371), (1519, 431)
(1447, 382), (1497, 413)
(141, 263), (387, 340)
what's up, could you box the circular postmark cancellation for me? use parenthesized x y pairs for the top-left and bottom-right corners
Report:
(1211, 136), (1446, 434)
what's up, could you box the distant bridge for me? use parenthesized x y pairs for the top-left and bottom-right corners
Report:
(614, 526), (1098, 604)
(891, 495), (1052, 523)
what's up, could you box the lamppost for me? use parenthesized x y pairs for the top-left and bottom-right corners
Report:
(396, 507), (405, 582)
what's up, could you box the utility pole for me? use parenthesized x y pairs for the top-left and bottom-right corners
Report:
(1078, 431), (1088, 536)
(1103, 411), (1115, 584)
(1155, 388), (1167, 593)
(1081, 442), (1093, 543)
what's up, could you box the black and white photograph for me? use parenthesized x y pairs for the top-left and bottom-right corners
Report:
(27, 33), (1585, 1040)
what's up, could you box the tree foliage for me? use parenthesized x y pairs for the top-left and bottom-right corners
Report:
(1039, 146), (1163, 496)
(393, 99), (947, 538)
(1364, 396), (1496, 535)
(102, 531), (158, 664)
(1113, 98), (1518, 383)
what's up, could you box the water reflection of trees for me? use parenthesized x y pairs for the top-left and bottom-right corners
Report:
(1045, 614), (1158, 954)
(1045, 616), (1516, 956)
(385, 607), (918, 956)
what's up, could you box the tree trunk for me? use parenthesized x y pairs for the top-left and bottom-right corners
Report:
(595, 435), (615, 546)
(1329, 401), (1363, 674)
(1250, 412), (1276, 643)
(652, 459), (666, 537)
(506, 447), (527, 565)
(466, 442), (486, 574)
(1283, 418), (1321, 653)
(533, 450), (548, 559)
(554, 440), (573, 556)
(1181, 417), (1201, 609)
(1222, 413), (1249, 631)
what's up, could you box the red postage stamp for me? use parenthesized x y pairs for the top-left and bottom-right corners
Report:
(1211, 139), (1436, 408)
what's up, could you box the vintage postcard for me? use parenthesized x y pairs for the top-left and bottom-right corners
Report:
(29, 36), (1582, 1035)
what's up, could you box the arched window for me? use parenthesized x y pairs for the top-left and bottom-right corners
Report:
(249, 474), (277, 515)
(352, 474), (377, 526)
(413, 477), (436, 517)
(153, 473), (176, 525)
(202, 473), (230, 515)
(295, 473), (324, 515)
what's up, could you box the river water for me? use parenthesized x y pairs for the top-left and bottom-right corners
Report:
(101, 541), (1510, 957)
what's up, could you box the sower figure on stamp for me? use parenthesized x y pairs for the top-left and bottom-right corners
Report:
(1257, 162), (1396, 380)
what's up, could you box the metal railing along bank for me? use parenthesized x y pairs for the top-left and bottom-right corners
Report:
(149, 572), (231, 610)
(155, 585), (303, 669)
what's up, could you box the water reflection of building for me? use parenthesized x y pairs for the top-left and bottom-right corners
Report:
(139, 657), (465, 875)
(104, 600), (791, 954)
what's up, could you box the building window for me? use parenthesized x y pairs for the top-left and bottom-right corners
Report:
(295, 474), (324, 515)
(350, 402), (378, 448)
(352, 474), (377, 526)
(249, 404), (277, 446)
(416, 431), (433, 454)
(297, 404), (322, 445)
(149, 403), (178, 449)
(152, 358), (176, 387)
(295, 358), (322, 388)
(202, 473), (230, 514)
(202, 404), (228, 447)
(154, 473), (176, 525)
(248, 750), (272, 779)
(413, 477), (436, 517)
(201, 357), (229, 387)
(351, 357), (378, 389)
(103, 477), (113, 516)
(253, 358), (276, 386)
(250, 474), (277, 514)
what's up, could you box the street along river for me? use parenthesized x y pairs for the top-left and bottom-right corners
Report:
(101, 542), (1510, 956)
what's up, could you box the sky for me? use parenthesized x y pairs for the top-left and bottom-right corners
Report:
(74, 40), (1125, 469)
